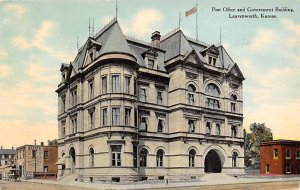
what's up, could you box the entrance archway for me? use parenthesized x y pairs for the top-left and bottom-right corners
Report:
(204, 149), (222, 173)
(69, 147), (76, 174)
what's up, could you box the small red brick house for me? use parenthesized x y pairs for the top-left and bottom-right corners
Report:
(260, 140), (300, 175)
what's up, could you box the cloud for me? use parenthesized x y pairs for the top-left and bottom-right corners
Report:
(26, 63), (57, 82)
(101, 16), (114, 25)
(0, 48), (7, 60)
(4, 4), (26, 17)
(281, 18), (300, 36)
(250, 29), (275, 50)
(122, 8), (164, 37)
(0, 64), (12, 77)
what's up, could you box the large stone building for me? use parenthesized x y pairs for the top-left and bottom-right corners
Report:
(56, 18), (245, 182)
(16, 143), (58, 179)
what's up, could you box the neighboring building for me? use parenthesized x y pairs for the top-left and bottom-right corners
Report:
(56, 18), (245, 182)
(0, 146), (16, 166)
(260, 140), (300, 175)
(16, 143), (58, 179)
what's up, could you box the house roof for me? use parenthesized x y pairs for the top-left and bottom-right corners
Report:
(260, 140), (300, 146)
(0, 149), (16, 155)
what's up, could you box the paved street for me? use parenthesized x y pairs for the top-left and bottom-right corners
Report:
(1, 180), (300, 190)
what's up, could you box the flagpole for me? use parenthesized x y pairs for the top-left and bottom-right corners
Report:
(196, 4), (198, 40)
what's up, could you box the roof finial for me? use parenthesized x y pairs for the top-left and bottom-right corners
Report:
(77, 36), (79, 51)
(219, 27), (222, 45)
(116, 0), (118, 20)
(89, 18), (94, 37)
(179, 12), (182, 29)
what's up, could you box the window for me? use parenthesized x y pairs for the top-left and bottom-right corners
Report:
(44, 151), (49, 159)
(266, 164), (270, 174)
(286, 163), (291, 173)
(61, 121), (66, 137)
(111, 145), (121, 166)
(71, 89), (77, 107)
(71, 117), (77, 134)
(209, 57), (212, 64)
(231, 103), (236, 112)
(286, 149), (291, 159)
(297, 150), (300, 159)
(189, 149), (196, 167)
(44, 166), (48, 172)
(216, 123), (221, 136)
(139, 116), (148, 132)
(188, 120), (196, 133)
(187, 84), (196, 105)
(139, 148), (148, 167)
(61, 95), (66, 113)
(157, 118), (164, 132)
(89, 109), (95, 129)
(231, 125), (237, 138)
(209, 57), (216, 66)
(102, 76), (107, 94)
(89, 148), (94, 167)
(232, 152), (238, 167)
(102, 108), (107, 126)
(157, 91), (163, 105)
(32, 150), (36, 158)
(205, 98), (220, 109)
(230, 94), (237, 113)
(206, 83), (220, 97)
(112, 75), (120, 93)
(156, 149), (164, 167)
(148, 59), (154, 69)
(140, 88), (147, 102)
(89, 81), (94, 99)
(125, 108), (131, 126)
(112, 108), (120, 126)
(124, 76), (130, 94)
(213, 58), (216, 66)
(274, 149), (278, 159)
(134, 79), (137, 95)
(206, 122), (211, 134)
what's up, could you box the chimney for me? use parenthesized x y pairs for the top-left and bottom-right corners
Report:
(1, 146), (2, 149)
(41, 142), (44, 146)
(151, 31), (161, 48)
(12, 146), (14, 149)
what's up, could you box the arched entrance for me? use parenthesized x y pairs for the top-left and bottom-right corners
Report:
(205, 150), (222, 173)
(69, 147), (76, 174)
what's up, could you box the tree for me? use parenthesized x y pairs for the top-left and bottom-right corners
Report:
(48, 139), (58, 146)
(244, 123), (273, 167)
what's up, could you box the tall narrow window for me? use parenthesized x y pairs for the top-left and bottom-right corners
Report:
(156, 149), (164, 167)
(125, 108), (131, 126)
(157, 91), (163, 105)
(89, 109), (95, 129)
(189, 149), (196, 167)
(61, 95), (66, 113)
(71, 117), (77, 134)
(89, 81), (94, 100)
(111, 145), (121, 166)
(231, 125), (237, 137)
(297, 150), (300, 159)
(102, 76), (107, 94)
(274, 149), (278, 159)
(232, 152), (238, 167)
(112, 108), (120, 126)
(61, 121), (66, 137)
(148, 59), (154, 69)
(134, 79), (137, 95)
(212, 58), (216, 66)
(286, 149), (291, 159)
(139, 116), (148, 132)
(266, 164), (270, 174)
(102, 108), (107, 126)
(157, 118), (164, 132)
(206, 122), (211, 134)
(187, 84), (196, 105)
(112, 75), (120, 93)
(230, 94), (237, 113)
(209, 57), (212, 64)
(44, 151), (49, 159)
(71, 89), (77, 107)
(89, 148), (94, 167)
(188, 120), (195, 133)
(124, 76), (130, 94)
(216, 123), (221, 136)
(140, 88), (147, 102)
(286, 163), (291, 173)
(140, 148), (148, 167)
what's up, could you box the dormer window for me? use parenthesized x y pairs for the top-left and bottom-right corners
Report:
(89, 51), (93, 61)
(209, 56), (217, 66)
(148, 59), (154, 69)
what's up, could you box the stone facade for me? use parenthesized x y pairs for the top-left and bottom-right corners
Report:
(260, 140), (300, 175)
(56, 18), (245, 182)
(0, 147), (16, 166)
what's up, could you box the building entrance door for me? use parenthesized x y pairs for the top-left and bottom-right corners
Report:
(205, 150), (222, 173)
(69, 147), (76, 174)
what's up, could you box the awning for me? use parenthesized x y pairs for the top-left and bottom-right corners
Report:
(56, 156), (66, 165)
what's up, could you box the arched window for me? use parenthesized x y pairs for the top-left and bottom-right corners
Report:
(156, 149), (164, 167)
(189, 149), (196, 167)
(230, 94), (237, 113)
(232, 152), (238, 167)
(139, 148), (148, 167)
(187, 84), (196, 105)
(216, 123), (221, 136)
(206, 122), (211, 135)
(205, 83), (220, 97)
(89, 148), (94, 167)
(205, 83), (221, 110)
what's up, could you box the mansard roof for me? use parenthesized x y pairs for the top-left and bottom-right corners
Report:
(0, 149), (16, 155)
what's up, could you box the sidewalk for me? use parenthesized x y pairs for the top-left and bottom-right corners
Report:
(24, 175), (300, 190)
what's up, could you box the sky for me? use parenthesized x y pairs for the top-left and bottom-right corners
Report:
(0, 0), (299, 148)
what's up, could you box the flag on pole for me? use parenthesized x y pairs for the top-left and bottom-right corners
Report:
(185, 6), (197, 17)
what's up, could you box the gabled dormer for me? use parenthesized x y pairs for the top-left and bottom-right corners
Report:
(141, 47), (158, 70)
(201, 44), (220, 67)
(226, 63), (245, 81)
(60, 63), (70, 83)
(84, 37), (102, 66)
